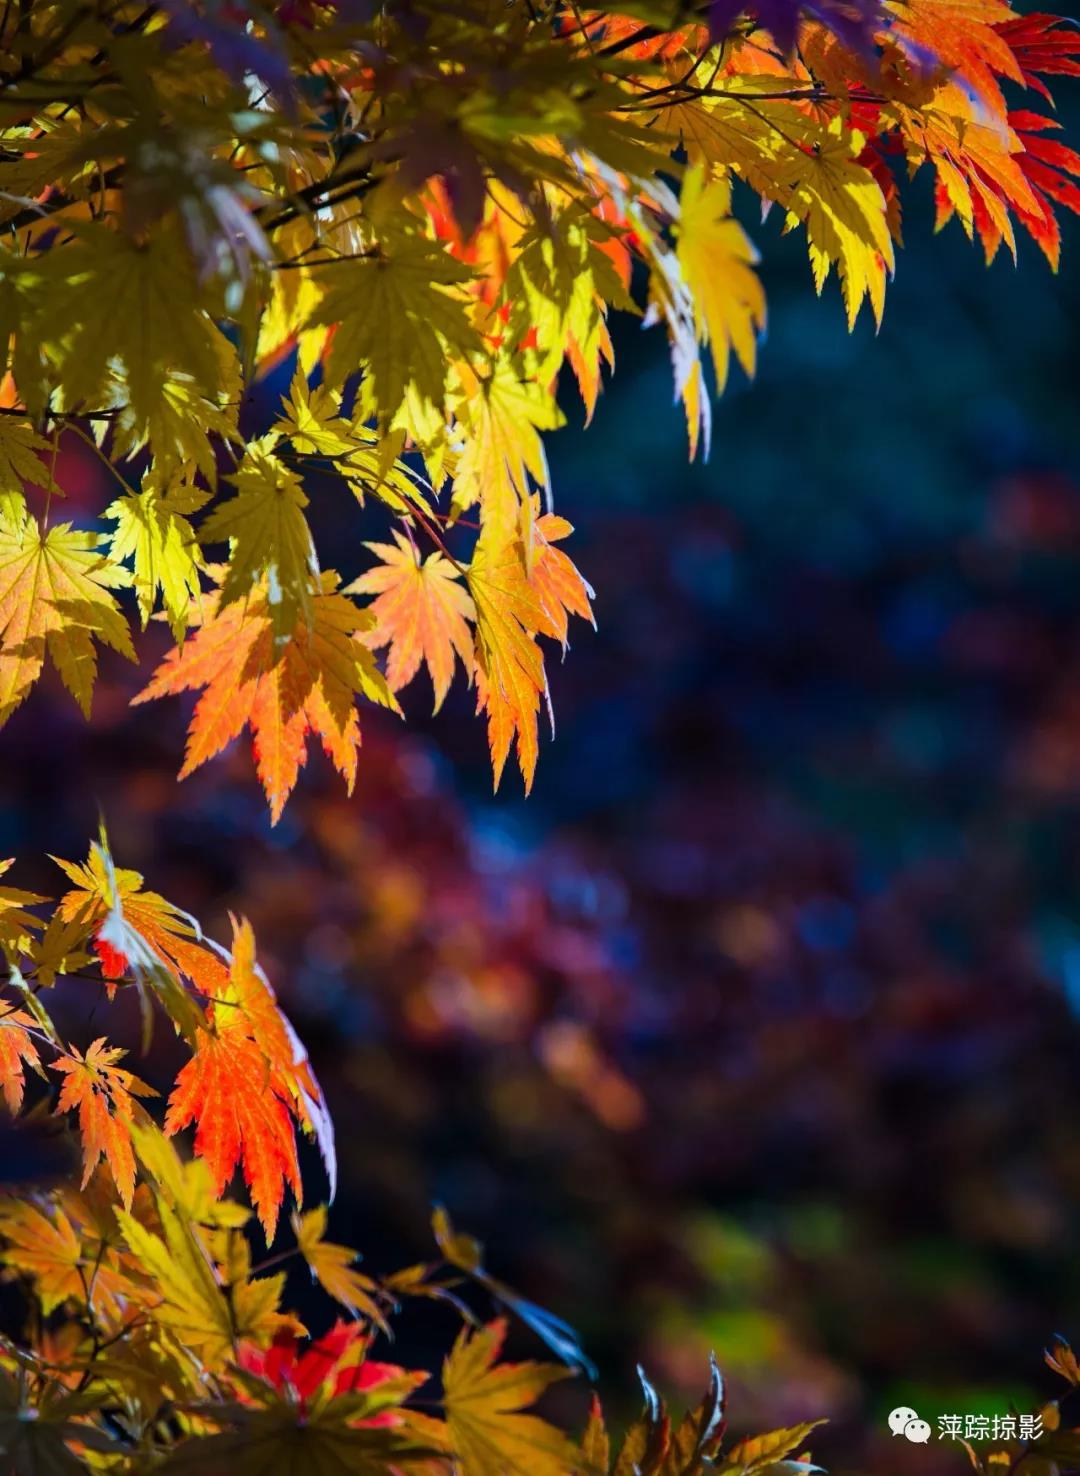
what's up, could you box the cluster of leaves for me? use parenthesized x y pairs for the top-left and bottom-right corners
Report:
(0, 0), (1077, 818)
(100, 458), (1080, 1455)
(0, 833), (830, 1473)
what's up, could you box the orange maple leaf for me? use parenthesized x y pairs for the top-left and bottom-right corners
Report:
(134, 573), (398, 823)
(166, 1030), (301, 1242)
(528, 510), (595, 649)
(165, 918), (331, 1241)
(0, 1007), (43, 1114)
(348, 530), (476, 712)
(51, 1039), (155, 1209)
(465, 518), (593, 790)
(468, 537), (548, 793)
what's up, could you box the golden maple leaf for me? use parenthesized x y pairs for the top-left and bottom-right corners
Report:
(0, 503), (133, 724)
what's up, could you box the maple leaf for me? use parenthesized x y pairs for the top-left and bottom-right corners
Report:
(278, 386), (426, 516)
(115, 1194), (236, 1362)
(348, 530), (476, 711)
(662, 1356), (727, 1475)
(238, 1320), (430, 1425)
(219, 916), (336, 1189)
(896, 95), (1043, 264)
(57, 864), (337, 1237)
(779, 118), (895, 330)
(0, 1007), (43, 1114)
(0, 1196), (84, 1315)
(0, 857), (46, 955)
(41, 224), (234, 433)
(54, 842), (214, 1041)
(582, 1358), (730, 1476)
(0, 503), (134, 725)
(452, 359), (565, 550)
(199, 439), (319, 641)
(110, 355), (244, 488)
(1010, 110), (1080, 270)
(995, 12), (1080, 102)
(165, 918), (325, 1240)
(502, 207), (631, 422)
(0, 416), (54, 503)
(134, 572), (398, 822)
(723, 1419), (825, 1472)
(468, 535), (549, 793)
(529, 509), (595, 648)
(275, 375), (356, 457)
(51, 1039), (156, 1209)
(676, 167), (766, 395)
(293, 1206), (387, 1327)
(24, 908), (95, 988)
(311, 233), (478, 420)
(886, 0), (1022, 112)
(223, 1229), (300, 1348)
(105, 478), (208, 640)
(440, 1319), (580, 1476)
(661, 95), (893, 331)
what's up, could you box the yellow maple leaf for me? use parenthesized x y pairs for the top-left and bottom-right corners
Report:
(131, 1119), (251, 1232)
(0, 1197), (84, 1316)
(223, 1228), (300, 1347)
(293, 1204), (387, 1326)
(105, 479), (207, 640)
(676, 166), (766, 393)
(199, 438), (319, 642)
(41, 224), (234, 431)
(660, 97), (893, 329)
(452, 359), (564, 553)
(0, 504), (134, 724)
(0, 857), (46, 955)
(0, 417), (54, 500)
(115, 1195), (235, 1362)
(777, 118), (895, 329)
(725, 1418), (826, 1471)
(441, 1319), (580, 1476)
(311, 233), (478, 420)
(467, 535), (548, 793)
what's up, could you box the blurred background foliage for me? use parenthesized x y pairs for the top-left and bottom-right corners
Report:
(4, 124), (1080, 1474)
